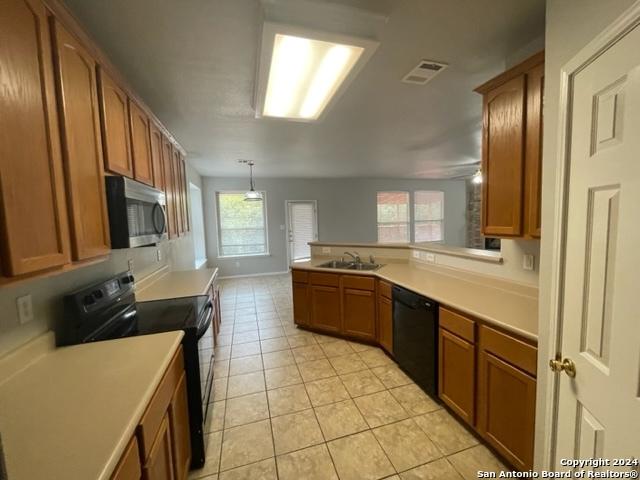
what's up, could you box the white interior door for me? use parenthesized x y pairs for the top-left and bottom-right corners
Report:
(286, 201), (317, 262)
(554, 18), (640, 467)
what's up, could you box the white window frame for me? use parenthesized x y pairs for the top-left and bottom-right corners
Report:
(190, 183), (207, 269)
(413, 190), (445, 243)
(376, 191), (411, 244)
(215, 191), (269, 258)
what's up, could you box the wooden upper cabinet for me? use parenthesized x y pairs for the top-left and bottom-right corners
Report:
(481, 75), (526, 236)
(0, 0), (71, 276)
(162, 137), (178, 239)
(180, 155), (190, 232)
(98, 68), (133, 177)
(150, 123), (165, 190)
(51, 20), (111, 261)
(475, 51), (544, 239)
(524, 63), (544, 238)
(129, 100), (154, 186)
(172, 149), (184, 235)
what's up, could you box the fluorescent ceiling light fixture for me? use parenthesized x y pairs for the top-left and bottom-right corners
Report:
(257, 24), (378, 122)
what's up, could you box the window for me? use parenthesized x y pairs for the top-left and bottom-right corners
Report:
(414, 190), (444, 242)
(377, 191), (410, 243)
(216, 192), (268, 257)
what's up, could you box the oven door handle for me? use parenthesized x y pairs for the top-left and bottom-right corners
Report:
(197, 301), (214, 339)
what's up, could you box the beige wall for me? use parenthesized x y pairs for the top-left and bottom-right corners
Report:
(535, 0), (638, 469)
(0, 165), (202, 358)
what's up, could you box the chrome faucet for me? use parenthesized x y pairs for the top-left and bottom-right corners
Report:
(344, 251), (361, 263)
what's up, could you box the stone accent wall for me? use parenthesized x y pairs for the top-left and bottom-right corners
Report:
(466, 180), (484, 249)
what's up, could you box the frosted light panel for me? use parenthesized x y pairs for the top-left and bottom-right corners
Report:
(263, 34), (364, 120)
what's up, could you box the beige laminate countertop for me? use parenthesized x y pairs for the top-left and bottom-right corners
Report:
(293, 260), (538, 341)
(0, 331), (184, 480)
(136, 267), (218, 302)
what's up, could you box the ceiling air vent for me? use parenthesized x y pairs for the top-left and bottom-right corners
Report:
(402, 60), (448, 85)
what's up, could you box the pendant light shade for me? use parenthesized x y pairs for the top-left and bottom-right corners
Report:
(240, 160), (262, 201)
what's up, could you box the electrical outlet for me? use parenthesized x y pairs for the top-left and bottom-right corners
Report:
(156, 249), (162, 262)
(128, 259), (134, 272)
(322, 247), (331, 254)
(424, 253), (436, 263)
(16, 295), (33, 325)
(412, 250), (420, 259)
(522, 254), (535, 271)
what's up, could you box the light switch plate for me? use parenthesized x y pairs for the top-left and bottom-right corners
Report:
(16, 295), (33, 325)
(128, 259), (134, 271)
(412, 251), (420, 259)
(424, 252), (436, 263)
(156, 249), (162, 261)
(522, 254), (535, 271)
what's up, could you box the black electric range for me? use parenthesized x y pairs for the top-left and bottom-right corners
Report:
(56, 271), (214, 469)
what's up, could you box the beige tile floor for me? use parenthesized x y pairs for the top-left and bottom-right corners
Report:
(189, 274), (508, 480)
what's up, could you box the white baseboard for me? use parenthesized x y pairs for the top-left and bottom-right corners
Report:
(219, 270), (290, 280)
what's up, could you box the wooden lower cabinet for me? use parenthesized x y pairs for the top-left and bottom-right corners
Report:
(309, 284), (341, 333)
(112, 346), (190, 480)
(438, 328), (475, 425)
(293, 281), (310, 327)
(111, 436), (142, 480)
(343, 288), (376, 341)
(377, 296), (393, 354)
(168, 373), (191, 480)
(477, 325), (537, 471)
(143, 413), (175, 480)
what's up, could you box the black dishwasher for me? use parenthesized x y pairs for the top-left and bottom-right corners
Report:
(392, 285), (439, 397)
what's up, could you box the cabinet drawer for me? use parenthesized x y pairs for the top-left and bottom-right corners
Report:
(342, 275), (375, 291)
(378, 280), (392, 300)
(111, 436), (141, 480)
(440, 307), (475, 343)
(292, 269), (308, 283)
(138, 346), (184, 460)
(479, 325), (537, 376)
(309, 272), (340, 287)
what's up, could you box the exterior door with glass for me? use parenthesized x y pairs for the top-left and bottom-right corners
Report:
(286, 201), (318, 263)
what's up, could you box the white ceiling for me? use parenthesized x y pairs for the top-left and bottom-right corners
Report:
(64, 0), (545, 179)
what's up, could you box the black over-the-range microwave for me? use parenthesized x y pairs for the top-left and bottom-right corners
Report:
(105, 176), (167, 248)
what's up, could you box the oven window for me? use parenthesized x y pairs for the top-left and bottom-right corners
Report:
(126, 198), (166, 237)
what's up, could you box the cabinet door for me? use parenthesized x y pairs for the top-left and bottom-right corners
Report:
(168, 373), (191, 480)
(481, 75), (525, 237)
(162, 138), (177, 239)
(477, 350), (536, 470)
(0, 0), (70, 276)
(309, 285), (341, 333)
(438, 328), (475, 426)
(343, 288), (376, 341)
(150, 123), (165, 190)
(377, 295), (393, 354)
(293, 282), (310, 327)
(524, 63), (544, 238)
(142, 413), (175, 480)
(180, 156), (189, 232)
(51, 20), (111, 261)
(129, 100), (154, 186)
(171, 149), (184, 235)
(111, 436), (142, 480)
(98, 69), (133, 177)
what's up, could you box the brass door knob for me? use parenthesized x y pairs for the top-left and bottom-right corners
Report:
(549, 357), (576, 378)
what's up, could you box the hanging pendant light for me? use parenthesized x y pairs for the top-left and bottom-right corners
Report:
(240, 160), (262, 201)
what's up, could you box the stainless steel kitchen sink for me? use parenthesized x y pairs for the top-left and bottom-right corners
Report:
(316, 260), (383, 271)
